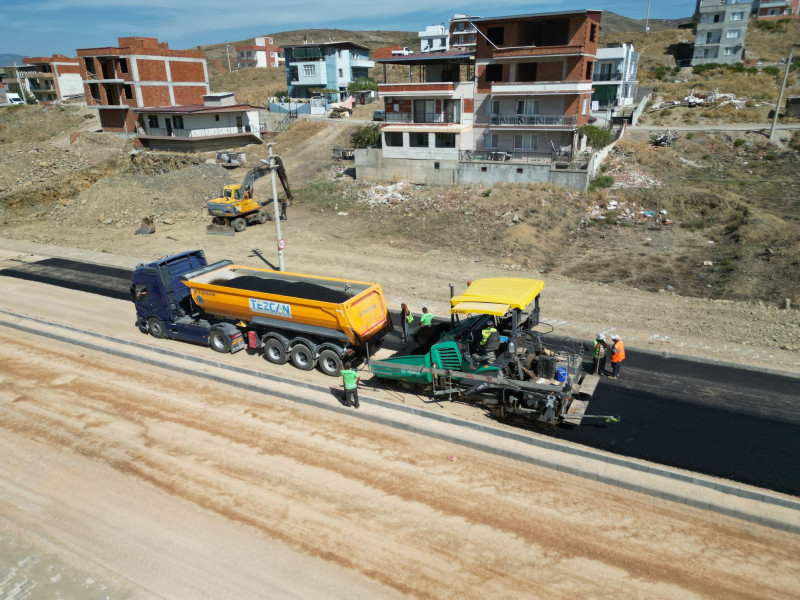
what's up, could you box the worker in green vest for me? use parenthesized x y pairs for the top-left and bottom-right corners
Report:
(419, 307), (434, 327)
(339, 361), (360, 408)
(480, 320), (498, 346)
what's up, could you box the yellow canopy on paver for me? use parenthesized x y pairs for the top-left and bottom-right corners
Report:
(449, 278), (544, 315)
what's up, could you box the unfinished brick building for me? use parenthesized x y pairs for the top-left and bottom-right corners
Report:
(21, 55), (83, 103)
(77, 37), (209, 134)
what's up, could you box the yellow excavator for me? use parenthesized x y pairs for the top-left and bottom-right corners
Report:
(206, 158), (292, 236)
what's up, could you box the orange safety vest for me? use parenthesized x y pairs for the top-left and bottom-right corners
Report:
(611, 340), (626, 363)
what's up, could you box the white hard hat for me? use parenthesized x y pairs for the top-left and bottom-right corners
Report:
(611, 334), (620, 340)
(597, 334), (605, 341)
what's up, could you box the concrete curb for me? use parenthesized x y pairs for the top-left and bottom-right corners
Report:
(1, 309), (798, 535)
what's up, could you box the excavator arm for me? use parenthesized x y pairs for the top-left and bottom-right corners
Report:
(270, 156), (293, 201)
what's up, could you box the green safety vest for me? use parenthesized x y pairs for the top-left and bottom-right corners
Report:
(340, 369), (359, 389)
(481, 326), (497, 345)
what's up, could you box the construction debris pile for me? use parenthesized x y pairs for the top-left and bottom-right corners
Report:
(650, 89), (749, 111)
(580, 199), (673, 227)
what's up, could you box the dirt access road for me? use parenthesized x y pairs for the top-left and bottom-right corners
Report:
(1, 278), (799, 598)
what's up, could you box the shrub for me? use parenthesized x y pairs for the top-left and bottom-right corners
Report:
(653, 65), (668, 80)
(589, 175), (614, 191)
(686, 132), (694, 140)
(762, 66), (780, 77)
(351, 123), (381, 148)
(733, 138), (746, 147)
(576, 124), (613, 149)
(765, 152), (777, 160)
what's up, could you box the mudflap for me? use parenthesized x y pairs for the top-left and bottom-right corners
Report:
(206, 222), (235, 236)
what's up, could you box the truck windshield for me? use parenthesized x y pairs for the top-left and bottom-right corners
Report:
(223, 188), (232, 198)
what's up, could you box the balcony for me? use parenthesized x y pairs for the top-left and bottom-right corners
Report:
(698, 36), (722, 45)
(379, 82), (456, 97)
(142, 125), (259, 138)
(491, 81), (593, 95)
(593, 71), (623, 82)
(385, 111), (461, 124)
(490, 45), (587, 60)
(485, 113), (577, 127)
(350, 56), (375, 68)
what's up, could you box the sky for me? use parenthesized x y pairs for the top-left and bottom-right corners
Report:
(0, 0), (694, 57)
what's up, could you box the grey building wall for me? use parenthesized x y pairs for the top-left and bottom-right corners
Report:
(692, 0), (752, 65)
(354, 149), (590, 191)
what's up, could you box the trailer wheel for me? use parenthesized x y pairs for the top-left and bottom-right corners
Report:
(317, 349), (341, 377)
(209, 329), (230, 353)
(231, 217), (247, 233)
(263, 339), (288, 365)
(290, 344), (316, 371)
(147, 317), (166, 339)
(255, 210), (268, 224)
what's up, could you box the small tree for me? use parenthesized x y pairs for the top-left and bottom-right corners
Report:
(577, 124), (613, 149)
(351, 123), (381, 148)
(348, 77), (378, 94)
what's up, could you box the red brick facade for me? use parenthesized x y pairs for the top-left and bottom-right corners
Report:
(77, 37), (208, 134)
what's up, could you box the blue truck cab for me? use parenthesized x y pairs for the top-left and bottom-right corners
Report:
(130, 249), (244, 353)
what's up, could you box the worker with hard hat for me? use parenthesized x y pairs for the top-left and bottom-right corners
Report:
(609, 334), (626, 379)
(592, 333), (608, 376)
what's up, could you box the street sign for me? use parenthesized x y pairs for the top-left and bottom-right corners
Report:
(278, 238), (286, 250)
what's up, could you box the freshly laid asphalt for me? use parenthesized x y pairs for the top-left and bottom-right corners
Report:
(2, 257), (799, 497)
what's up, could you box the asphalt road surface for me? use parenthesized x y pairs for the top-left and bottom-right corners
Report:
(2, 257), (799, 497)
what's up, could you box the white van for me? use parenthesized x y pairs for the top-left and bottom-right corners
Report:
(6, 93), (25, 105)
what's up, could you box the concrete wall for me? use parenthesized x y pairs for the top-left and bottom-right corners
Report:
(355, 149), (591, 190)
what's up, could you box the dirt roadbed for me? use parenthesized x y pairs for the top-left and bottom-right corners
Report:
(1, 279), (799, 598)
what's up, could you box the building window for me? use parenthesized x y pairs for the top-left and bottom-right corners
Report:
(731, 11), (744, 20)
(409, 132), (429, 147)
(339, 68), (343, 77)
(384, 132), (403, 146)
(585, 61), (594, 80)
(215, 114), (220, 121)
(724, 47), (737, 56)
(516, 99), (540, 115)
(435, 133), (455, 148)
(484, 100), (501, 115)
(485, 64), (503, 82)
(590, 24), (597, 43)
(304, 64), (315, 76)
(582, 97), (589, 115)
(173, 116), (184, 129)
(726, 29), (740, 38)
(483, 134), (498, 149)
(487, 27), (505, 46)
(434, 162), (440, 169)
(514, 134), (537, 150)
(119, 58), (128, 74)
(148, 115), (158, 128)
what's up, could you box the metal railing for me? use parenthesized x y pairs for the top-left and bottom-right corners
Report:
(385, 111), (460, 124)
(460, 150), (567, 163)
(486, 114), (577, 127)
(593, 71), (623, 81)
(143, 125), (254, 138)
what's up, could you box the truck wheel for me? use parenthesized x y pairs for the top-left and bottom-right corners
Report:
(231, 217), (247, 233)
(255, 210), (268, 224)
(290, 344), (316, 371)
(147, 317), (166, 339)
(209, 329), (230, 353)
(317, 349), (341, 377)
(263, 339), (288, 365)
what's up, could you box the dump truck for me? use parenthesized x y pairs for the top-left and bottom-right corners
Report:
(130, 250), (392, 375)
(206, 157), (292, 235)
(371, 278), (601, 430)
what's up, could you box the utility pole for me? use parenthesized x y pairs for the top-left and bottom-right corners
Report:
(262, 145), (285, 271)
(770, 49), (793, 141)
(225, 41), (232, 72)
(645, 0), (651, 32)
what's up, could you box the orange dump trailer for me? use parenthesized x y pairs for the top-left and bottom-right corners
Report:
(131, 250), (391, 377)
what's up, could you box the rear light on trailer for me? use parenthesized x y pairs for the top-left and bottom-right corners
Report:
(247, 330), (258, 348)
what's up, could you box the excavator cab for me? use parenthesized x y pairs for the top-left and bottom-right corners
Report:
(206, 160), (291, 236)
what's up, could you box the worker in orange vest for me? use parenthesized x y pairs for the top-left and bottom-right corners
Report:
(609, 334), (625, 379)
